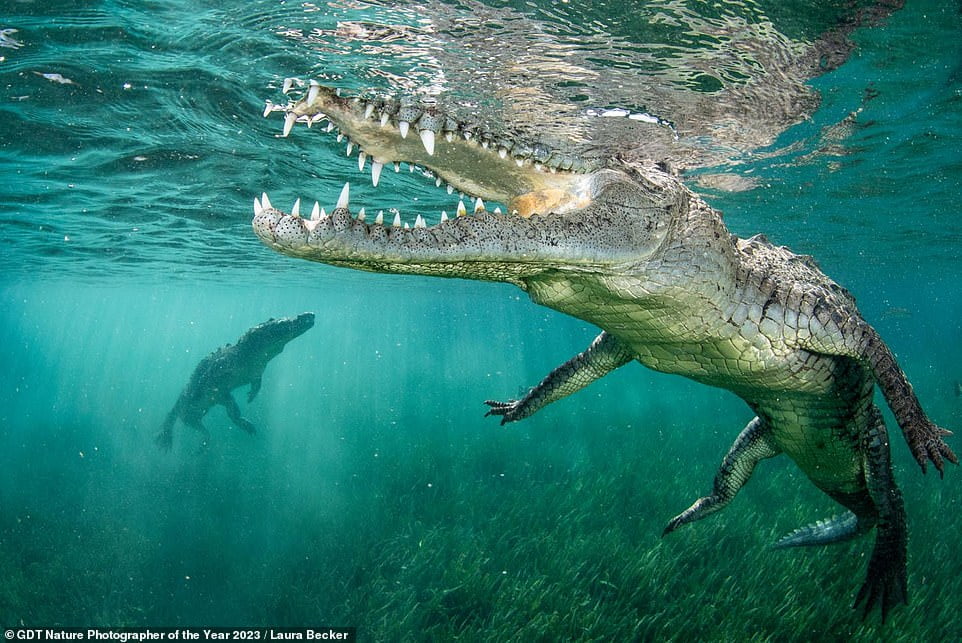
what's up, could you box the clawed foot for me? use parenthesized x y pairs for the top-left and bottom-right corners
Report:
(662, 497), (711, 537)
(662, 513), (687, 537)
(906, 420), (957, 477)
(484, 399), (523, 425)
(854, 544), (908, 623)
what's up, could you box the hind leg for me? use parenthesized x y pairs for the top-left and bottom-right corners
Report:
(854, 405), (908, 622)
(156, 408), (178, 450)
(181, 416), (211, 448)
(663, 417), (780, 536)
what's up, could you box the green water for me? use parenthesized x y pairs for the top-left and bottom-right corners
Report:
(2, 1), (961, 640)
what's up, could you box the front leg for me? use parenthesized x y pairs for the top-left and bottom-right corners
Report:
(248, 376), (262, 403)
(222, 394), (257, 435)
(485, 331), (634, 425)
(663, 416), (780, 535)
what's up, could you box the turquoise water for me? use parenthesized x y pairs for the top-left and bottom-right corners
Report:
(2, 0), (961, 639)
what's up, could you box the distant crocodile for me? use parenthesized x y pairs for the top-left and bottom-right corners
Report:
(251, 83), (955, 620)
(157, 313), (315, 449)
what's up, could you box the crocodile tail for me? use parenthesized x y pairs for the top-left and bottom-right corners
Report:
(155, 408), (177, 450)
(772, 512), (862, 548)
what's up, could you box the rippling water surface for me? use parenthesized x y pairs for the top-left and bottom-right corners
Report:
(1, 0), (961, 639)
(3, 0), (959, 280)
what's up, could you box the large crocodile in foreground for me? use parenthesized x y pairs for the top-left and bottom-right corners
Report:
(251, 83), (956, 620)
(157, 313), (315, 449)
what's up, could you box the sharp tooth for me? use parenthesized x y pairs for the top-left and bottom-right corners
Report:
(394, 162), (400, 172)
(404, 222), (410, 229)
(515, 158), (524, 167)
(415, 214), (426, 228)
(440, 210), (449, 222)
(371, 161), (383, 187)
(364, 103), (375, 119)
(494, 206), (502, 215)
(380, 112), (390, 127)
(320, 207), (328, 219)
(325, 122), (335, 133)
(408, 163), (415, 173)
(337, 133), (344, 142)
(291, 198), (301, 217)
(375, 211), (384, 225)
(399, 120), (409, 139)
(498, 147), (507, 159)
(335, 87), (341, 97)
(311, 202), (320, 220)
(357, 207), (366, 221)
(336, 183), (350, 209)
(474, 198), (485, 213)
(392, 212), (401, 227)
(346, 141), (353, 156)
(253, 196), (263, 215)
(262, 193), (273, 210)
(457, 200), (467, 217)
(435, 177), (442, 187)
(358, 151), (367, 171)
(283, 112), (296, 137)
(446, 184), (453, 194)
(481, 140), (489, 149)
(307, 81), (320, 106)
(282, 78), (294, 94)
(445, 132), (453, 143)
(263, 101), (273, 118)
(464, 131), (472, 140)
(419, 129), (435, 155)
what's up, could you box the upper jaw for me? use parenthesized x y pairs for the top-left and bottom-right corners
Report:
(265, 80), (603, 216)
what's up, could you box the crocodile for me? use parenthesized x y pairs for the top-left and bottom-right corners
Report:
(156, 313), (315, 449)
(250, 84), (955, 620)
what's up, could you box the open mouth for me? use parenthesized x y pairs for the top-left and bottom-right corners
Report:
(256, 78), (605, 232)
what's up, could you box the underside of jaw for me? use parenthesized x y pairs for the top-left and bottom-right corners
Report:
(250, 186), (614, 284)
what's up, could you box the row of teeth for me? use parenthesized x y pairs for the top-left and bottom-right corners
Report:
(267, 99), (443, 160)
(264, 84), (496, 194)
(266, 78), (599, 174)
(271, 113), (465, 192)
(255, 184), (507, 232)
(265, 98), (551, 172)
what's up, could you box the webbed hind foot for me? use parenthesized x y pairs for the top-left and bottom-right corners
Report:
(854, 405), (909, 622)
(854, 534), (908, 623)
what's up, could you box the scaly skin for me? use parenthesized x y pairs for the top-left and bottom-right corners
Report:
(157, 313), (315, 449)
(252, 83), (956, 620)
